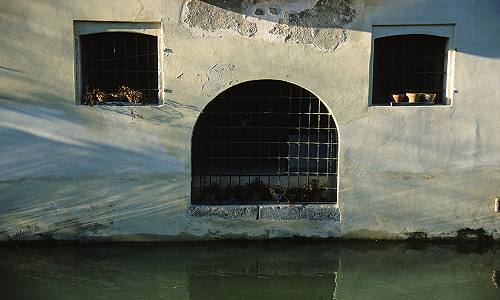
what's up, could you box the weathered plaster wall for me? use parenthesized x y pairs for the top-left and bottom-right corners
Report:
(0, 0), (499, 241)
(181, 0), (354, 51)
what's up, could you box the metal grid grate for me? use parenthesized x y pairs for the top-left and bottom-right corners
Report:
(372, 34), (447, 105)
(80, 32), (158, 105)
(192, 80), (338, 204)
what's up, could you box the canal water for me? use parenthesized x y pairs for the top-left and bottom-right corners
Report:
(1, 241), (499, 299)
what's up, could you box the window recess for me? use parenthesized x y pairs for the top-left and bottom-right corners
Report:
(372, 34), (448, 106)
(78, 32), (159, 105)
(191, 80), (339, 205)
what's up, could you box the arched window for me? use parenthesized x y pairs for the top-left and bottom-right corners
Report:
(192, 80), (338, 204)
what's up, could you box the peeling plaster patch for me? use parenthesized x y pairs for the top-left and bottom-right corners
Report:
(182, 0), (258, 37)
(268, 7), (280, 16)
(269, 0), (354, 51)
(182, 0), (355, 51)
(202, 64), (236, 96)
(254, 8), (264, 16)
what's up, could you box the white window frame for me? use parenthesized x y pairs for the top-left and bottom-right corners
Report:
(369, 24), (456, 107)
(73, 21), (163, 105)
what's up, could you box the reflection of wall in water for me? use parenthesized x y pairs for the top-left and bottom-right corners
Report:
(188, 257), (339, 299)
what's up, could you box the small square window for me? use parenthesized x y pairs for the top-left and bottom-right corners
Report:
(76, 24), (160, 106)
(370, 25), (456, 107)
(372, 34), (448, 106)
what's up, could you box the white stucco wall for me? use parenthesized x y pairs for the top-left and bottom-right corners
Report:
(1, 0), (499, 241)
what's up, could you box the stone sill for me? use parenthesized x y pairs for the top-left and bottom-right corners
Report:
(188, 204), (340, 222)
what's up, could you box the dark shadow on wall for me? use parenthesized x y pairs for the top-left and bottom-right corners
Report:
(0, 126), (188, 240)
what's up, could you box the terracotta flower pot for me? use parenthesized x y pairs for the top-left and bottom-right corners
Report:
(406, 93), (419, 103)
(391, 94), (404, 103)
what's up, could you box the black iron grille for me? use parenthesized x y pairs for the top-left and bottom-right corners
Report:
(372, 34), (447, 105)
(192, 80), (338, 204)
(80, 32), (158, 105)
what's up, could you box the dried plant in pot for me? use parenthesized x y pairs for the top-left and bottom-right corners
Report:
(84, 85), (144, 105)
(111, 85), (144, 105)
(84, 86), (109, 106)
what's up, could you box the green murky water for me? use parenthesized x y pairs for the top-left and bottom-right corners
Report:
(1, 241), (499, 299)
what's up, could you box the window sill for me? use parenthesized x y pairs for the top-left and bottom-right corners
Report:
(188, 204), (340, 222)
(369, 103), (452, 109)
(390, 102), (437, 106)
(89, 102), (160, 106)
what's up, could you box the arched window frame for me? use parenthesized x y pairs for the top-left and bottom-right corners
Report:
(191, 80), (339, 205)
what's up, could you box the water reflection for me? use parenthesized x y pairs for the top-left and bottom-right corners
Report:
(493, 271), (499, 289)
(0, 241), (498, 299)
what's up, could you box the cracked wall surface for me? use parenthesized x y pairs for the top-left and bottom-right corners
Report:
(183, 0), (258, 37)
(182, 0), (355, 51)
(201, 64), (236, 96)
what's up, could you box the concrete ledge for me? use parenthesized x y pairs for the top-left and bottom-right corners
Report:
(188, 204), (340, 222)
(188, 205), (259, 220)
(259, 204), (340, 221)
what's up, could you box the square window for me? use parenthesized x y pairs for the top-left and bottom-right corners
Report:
(79, 31), (159, 105)
(371, 29), (453, 106)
